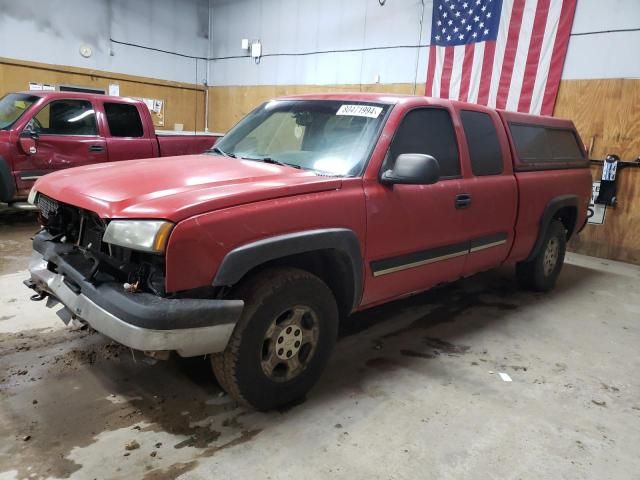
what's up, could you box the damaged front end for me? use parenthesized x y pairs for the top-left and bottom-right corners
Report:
(31, 193), (167, 296)
(25, 193), (244, 357)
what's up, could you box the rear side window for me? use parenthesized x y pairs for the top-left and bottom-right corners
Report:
(104, 103), (144, 137)
(389, 108), (460, 178)
(547, 129), (584, 160)
(509, 124), (584, 163)
(33, 100), (97, 136)
(509, 124), (551, 161)
(460, 110), (503, 176)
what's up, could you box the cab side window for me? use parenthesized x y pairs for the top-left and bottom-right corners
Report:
(460, 110), (503, 176)
(33, 100), (97, 136)
(389, 108), (460, 178)
(104, 103), (144, 137)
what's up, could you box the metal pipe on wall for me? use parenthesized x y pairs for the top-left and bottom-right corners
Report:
(204, 0), (212, 132)
(413, 0), (426, 95)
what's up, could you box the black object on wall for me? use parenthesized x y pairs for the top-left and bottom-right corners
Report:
(58, 85), (106, 94)
(590, 154), (640, 207)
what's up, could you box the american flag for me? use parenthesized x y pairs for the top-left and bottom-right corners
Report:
(425, 0), (577, 115)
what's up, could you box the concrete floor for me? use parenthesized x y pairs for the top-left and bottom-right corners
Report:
(1, 210), (639, 480)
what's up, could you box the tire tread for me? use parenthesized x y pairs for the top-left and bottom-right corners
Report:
(211, 267), (336, 409)
(516, 219), (566, 292)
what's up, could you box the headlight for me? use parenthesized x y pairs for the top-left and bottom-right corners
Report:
(27, 187), (38, 205)
(103, 220), (174, 253)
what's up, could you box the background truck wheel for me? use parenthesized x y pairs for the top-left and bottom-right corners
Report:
(211, 267), (339, 411)
(516, 219), (567, 292)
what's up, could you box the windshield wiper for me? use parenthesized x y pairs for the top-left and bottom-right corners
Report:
(242, 156), (301, 169)
(211, 146), (236, 158)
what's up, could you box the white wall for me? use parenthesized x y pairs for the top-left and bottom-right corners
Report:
(208, 0), (640, 86)
(209, 0), (430, 87)
(0, 0), (637, 87)
(0, 0), (209, 84)
(563, 0), (640, 80)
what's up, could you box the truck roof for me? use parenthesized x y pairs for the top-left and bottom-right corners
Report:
(274, 92), (570, 127)
(18, 91), (138, 103)
(275, 92), (412, 104)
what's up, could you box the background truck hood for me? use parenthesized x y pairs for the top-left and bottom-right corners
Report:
(34, 154), (343, 222)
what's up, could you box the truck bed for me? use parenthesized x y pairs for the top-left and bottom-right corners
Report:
(156, 130), (224, 137)
(156, 132), (221, 157)
(497, 109), (592, 264)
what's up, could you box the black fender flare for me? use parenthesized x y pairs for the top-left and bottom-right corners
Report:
(212, 228), (363, 311)
(525, 194), (579, 262)
(0, 156), (17, 203)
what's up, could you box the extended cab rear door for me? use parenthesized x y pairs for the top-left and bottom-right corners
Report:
(454, 106), (517, 276)
(99, 100), (155, 161)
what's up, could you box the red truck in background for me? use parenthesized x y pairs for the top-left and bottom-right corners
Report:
(0, 91), (221, 205)
(25, 93), (591, 410)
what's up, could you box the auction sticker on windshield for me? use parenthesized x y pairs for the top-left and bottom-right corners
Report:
(336, 104), (383, 118)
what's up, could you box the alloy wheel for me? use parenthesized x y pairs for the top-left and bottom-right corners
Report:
(260, 306), (320, 382)
(543, 237), (559, 277)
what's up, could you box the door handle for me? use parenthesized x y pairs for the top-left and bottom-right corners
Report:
(88, 145), (104, 153)
(455, 193), (472, 209)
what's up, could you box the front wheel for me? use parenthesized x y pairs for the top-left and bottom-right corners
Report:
(516, 220), (567, 292)
(211, 267), (338, 411)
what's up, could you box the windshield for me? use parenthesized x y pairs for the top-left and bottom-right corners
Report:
(0, 93), (39, 130)
(212, 100), (390, 176)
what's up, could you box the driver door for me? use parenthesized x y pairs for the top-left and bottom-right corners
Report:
(25, 98), (107, 177)
(361, 107), (467, 307)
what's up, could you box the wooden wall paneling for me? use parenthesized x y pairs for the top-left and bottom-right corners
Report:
(555, 78), (640, 264)
(568, 166), (640, 265)
(207, 83), (417, 132)
(0, 58), (206, 131)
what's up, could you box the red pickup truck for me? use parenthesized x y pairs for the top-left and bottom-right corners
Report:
(0, 91), (220, 205)
(25, 93), (591, 410)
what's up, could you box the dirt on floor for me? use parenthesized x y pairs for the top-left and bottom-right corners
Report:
(0, 264), (526, 480)
(0, 324), (259, 479)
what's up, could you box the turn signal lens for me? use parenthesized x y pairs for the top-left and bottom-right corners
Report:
(27, 187), (38, 205)
(152, 221), (174, 253)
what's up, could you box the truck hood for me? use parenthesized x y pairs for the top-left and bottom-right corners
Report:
(34, 154), (343, 222)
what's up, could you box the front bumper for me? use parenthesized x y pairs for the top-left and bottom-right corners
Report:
(26, 232), (244, 357)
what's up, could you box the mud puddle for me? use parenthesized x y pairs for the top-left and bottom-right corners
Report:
(0, 325), (264, 480)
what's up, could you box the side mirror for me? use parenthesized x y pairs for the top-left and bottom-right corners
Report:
(19, 127), (38, 155)
(22, 123), (39, 139)
(381, 153), (440, 185)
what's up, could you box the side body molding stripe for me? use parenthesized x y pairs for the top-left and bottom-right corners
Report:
(213, 228), (363, 311)
(371, 232), (508, 277)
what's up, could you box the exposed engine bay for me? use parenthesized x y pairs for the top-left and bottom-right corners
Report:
(35, 193), (166, 296)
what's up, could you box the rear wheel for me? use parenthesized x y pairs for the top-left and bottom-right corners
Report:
(516, 220), (566, 292)
(211, 267), (338, 410)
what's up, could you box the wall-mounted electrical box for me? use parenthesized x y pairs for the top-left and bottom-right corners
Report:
(251, 41), (262, 58)
(241, 38), (249, 50)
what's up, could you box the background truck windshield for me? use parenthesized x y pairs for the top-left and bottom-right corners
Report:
(213, 100), (389, 176)
(0, 93), (38, 130)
